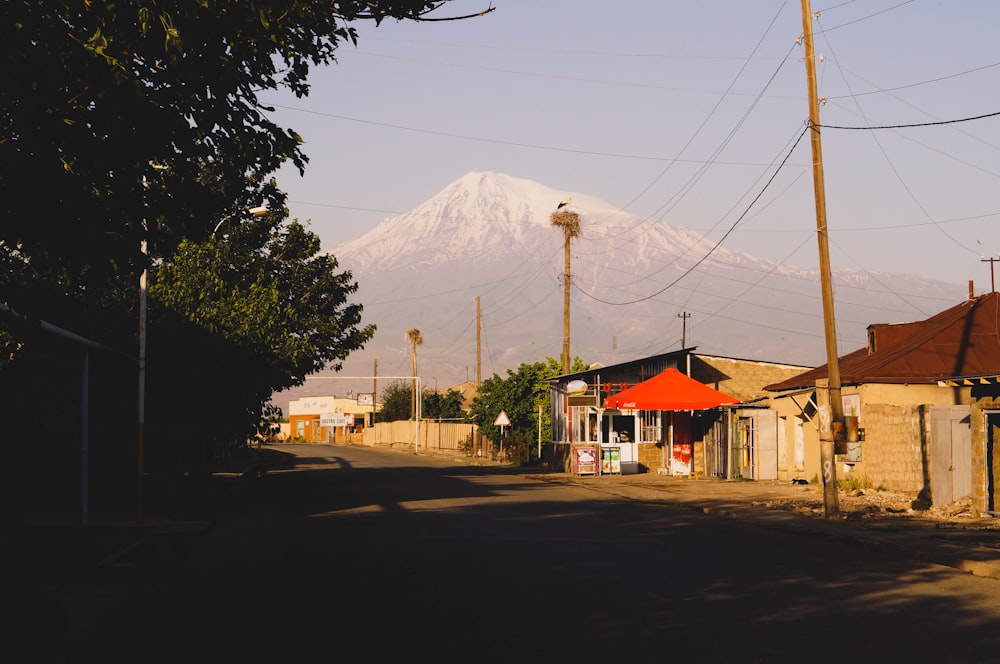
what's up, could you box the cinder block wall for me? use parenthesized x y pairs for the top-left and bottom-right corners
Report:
(693, 356), (812, 402)
(851, 404), (928, 494)
(637, 442), (661, 472)
(970, 396), (1000, 513)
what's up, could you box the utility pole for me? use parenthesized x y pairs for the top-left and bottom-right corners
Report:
(562, 228), (572, 374)
(677, 311), (691, 348)
(982, 255), (998, 292)
(802, 0), (842, 517)
(372, 359), (377, 426)
(550, 204), (580, 375)
(476, 296), (482, 386)
(476, 296), (483, 457)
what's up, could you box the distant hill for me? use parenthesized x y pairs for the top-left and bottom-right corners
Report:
(270, 171), (966, 414)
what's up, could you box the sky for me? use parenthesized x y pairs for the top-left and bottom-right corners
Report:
(262, 0), (1000, 288)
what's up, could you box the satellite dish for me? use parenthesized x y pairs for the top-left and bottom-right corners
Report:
(566, 379), (588, 395)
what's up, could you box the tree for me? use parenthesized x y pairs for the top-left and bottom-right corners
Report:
(253, 403), (285, 447)
(149, 215), (376, 441)
(422, 388), (467, 421)
(2, 1), (493, 358)
(469, 356), (588, 463)
(406, 328), (423, 418)
(0, 1), (491, 482)
(378, 380), (413, 423)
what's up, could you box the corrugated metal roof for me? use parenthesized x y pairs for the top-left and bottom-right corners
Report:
(765, 291), (1000, 391)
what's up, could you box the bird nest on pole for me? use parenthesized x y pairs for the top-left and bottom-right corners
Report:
(549, 210), (581, 238)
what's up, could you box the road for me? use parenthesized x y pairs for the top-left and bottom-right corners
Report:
(38, 444), (1000, 663)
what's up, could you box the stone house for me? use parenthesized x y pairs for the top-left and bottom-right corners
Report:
(764, 290), (1000, 514)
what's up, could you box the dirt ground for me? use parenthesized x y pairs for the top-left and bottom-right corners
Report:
(752, 484), (1000, 533)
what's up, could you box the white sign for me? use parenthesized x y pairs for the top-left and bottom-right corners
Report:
(321, 413), (348, 427)
(494, 410), (511, 426)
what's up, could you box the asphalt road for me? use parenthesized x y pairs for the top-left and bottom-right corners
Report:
(33, 444), (1000, 663)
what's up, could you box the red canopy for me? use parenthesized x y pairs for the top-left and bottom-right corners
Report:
(602, 368), (740, 411)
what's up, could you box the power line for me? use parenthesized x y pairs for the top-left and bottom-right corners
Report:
(818, 110), (1000, 131)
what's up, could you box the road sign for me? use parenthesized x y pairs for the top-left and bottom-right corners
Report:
(494, 410), (510, 426)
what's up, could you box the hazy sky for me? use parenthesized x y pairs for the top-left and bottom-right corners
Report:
(263, 0), (999, 288)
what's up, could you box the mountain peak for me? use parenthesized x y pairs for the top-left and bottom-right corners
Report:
(274, 171), (967, 410)
(334, 171), (626, 270)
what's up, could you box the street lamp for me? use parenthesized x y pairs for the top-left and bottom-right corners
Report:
(212, 204), (268, 237)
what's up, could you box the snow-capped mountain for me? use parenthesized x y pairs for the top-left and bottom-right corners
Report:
(271, 171), (967, 411)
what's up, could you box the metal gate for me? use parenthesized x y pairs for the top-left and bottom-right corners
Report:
(930, 405), (972, 505)
(738, 410), (777, 480)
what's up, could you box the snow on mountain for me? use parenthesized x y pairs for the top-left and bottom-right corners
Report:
(270, 171), (968, 412)
(335, 171), (632, 270)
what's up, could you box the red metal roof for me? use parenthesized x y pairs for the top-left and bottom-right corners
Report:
(765, 291), (1000, 390)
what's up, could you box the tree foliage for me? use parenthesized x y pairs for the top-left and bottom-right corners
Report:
(0, 1), (491, 483)
(2, 0), (491, 339)
(423, 388), (467, 421)
(150, 217), (375, 394)
(378, 380), (413, 423)
(469, 356), (589, 459)
(2, 2), (491, 311)
(377, 382), (467, 422)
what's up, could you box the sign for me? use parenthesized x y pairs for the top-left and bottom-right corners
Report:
(357, 393), (374, 406)
(321, 413), (348, 427)
(494, 410), (510, 426)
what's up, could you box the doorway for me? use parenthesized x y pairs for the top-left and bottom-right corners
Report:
(930, 406), (972, 505)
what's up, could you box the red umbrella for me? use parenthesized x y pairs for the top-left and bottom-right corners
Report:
(602, 368), (739, 411)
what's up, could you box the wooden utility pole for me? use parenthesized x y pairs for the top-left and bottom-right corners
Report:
(802, 0), (841, 517)
(476, 296), (483, 457)
(677, 311), (691, 348)
(562, 227), (571, 374)
(476, 296), (482, 385)
(372, 359), (378, 425)
(982, 255), (998, 292)
(550, 207), (580, 375)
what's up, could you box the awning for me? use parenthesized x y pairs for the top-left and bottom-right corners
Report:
(602, 368), (740, 411)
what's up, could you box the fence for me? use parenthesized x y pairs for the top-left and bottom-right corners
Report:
(362, 420), (477, 457)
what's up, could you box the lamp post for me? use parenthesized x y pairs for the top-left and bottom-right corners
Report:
(137, 163), (167, 524)
(212, 205), (268, 236)
(137, 198), (265, 523)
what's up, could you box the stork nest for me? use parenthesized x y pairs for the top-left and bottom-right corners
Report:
(550, 210), (581, 237)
